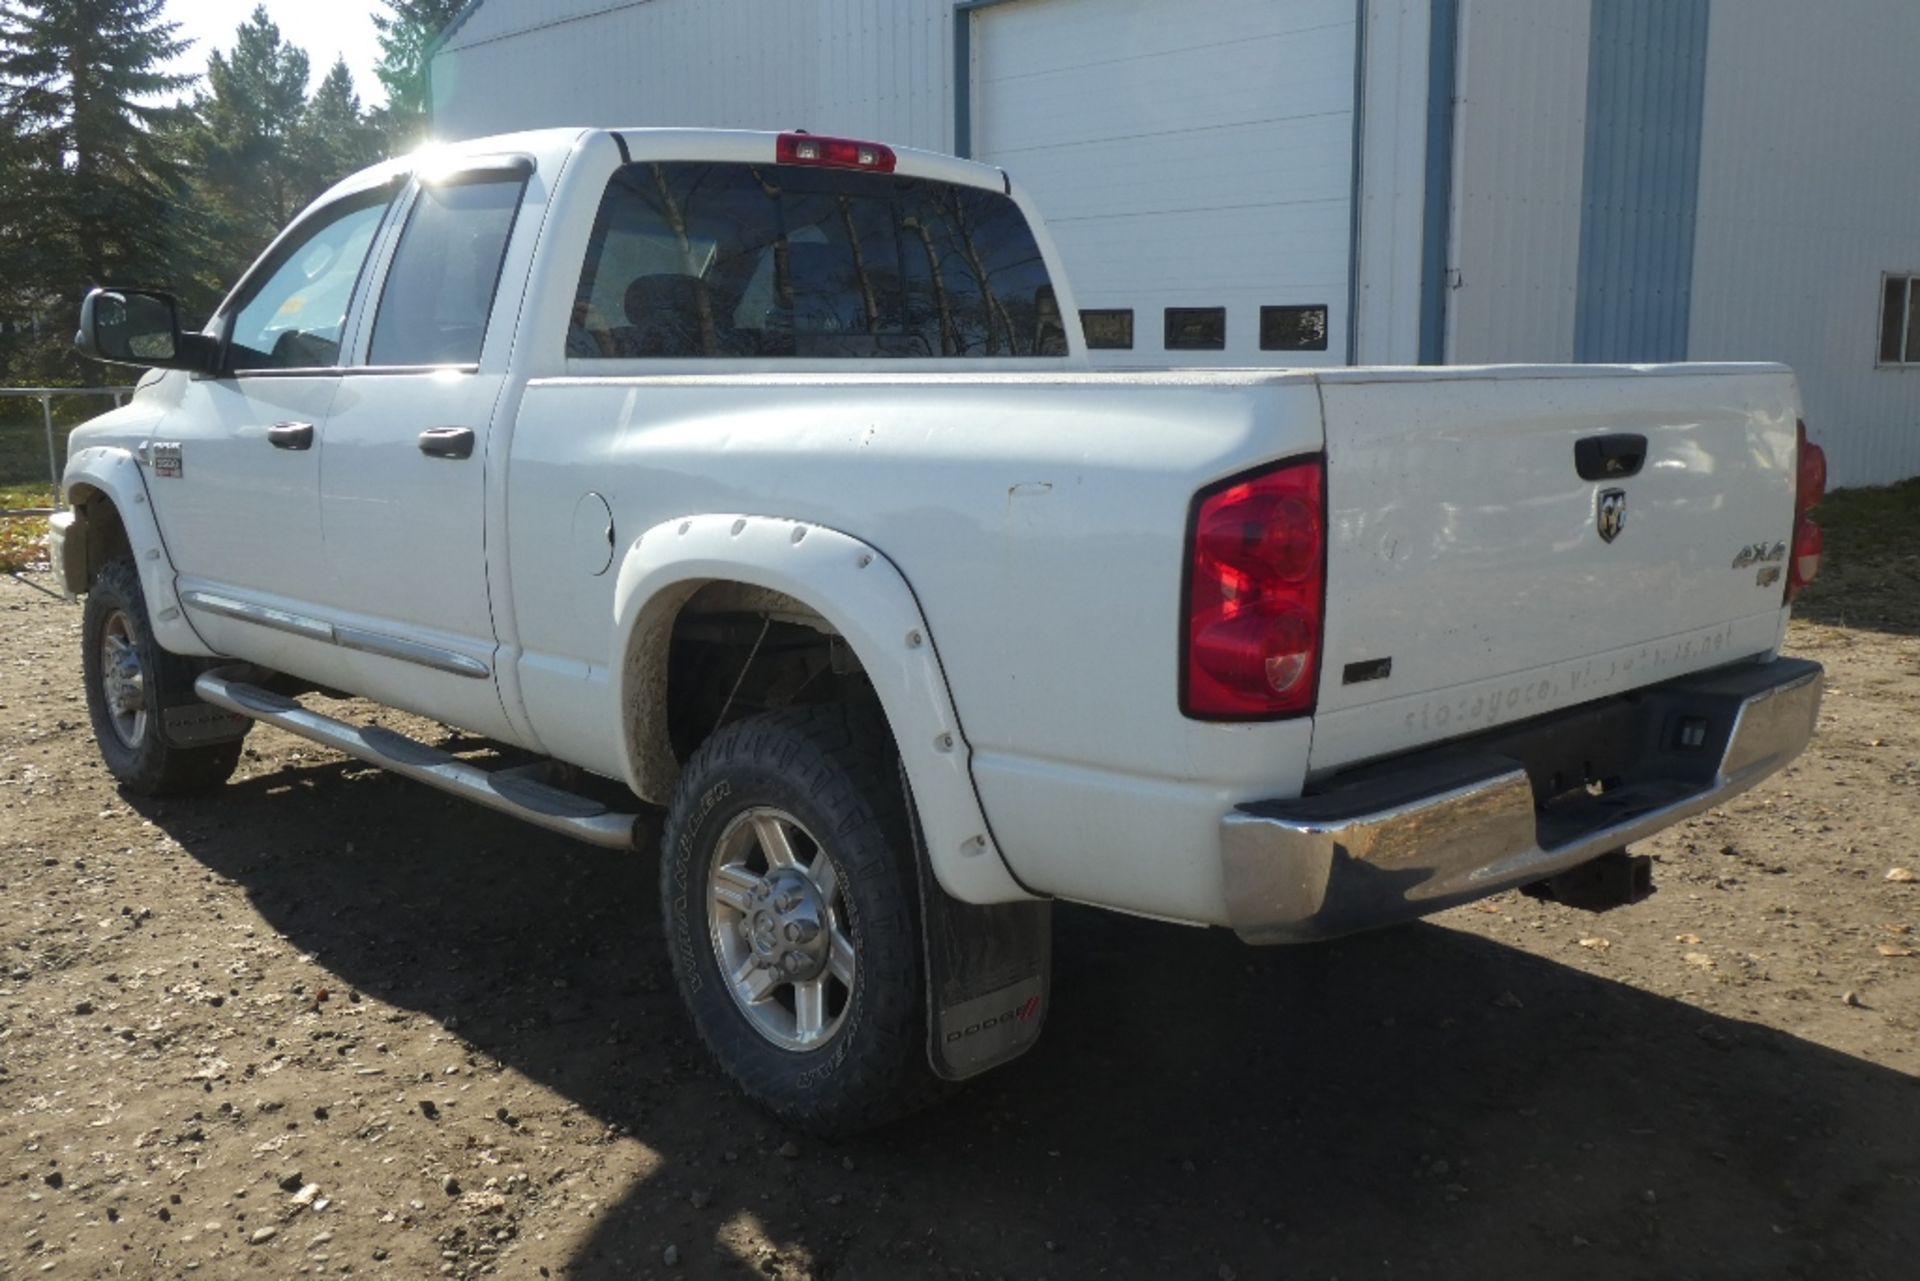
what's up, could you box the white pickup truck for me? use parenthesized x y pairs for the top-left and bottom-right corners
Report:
(57, 127), (1827, 1133)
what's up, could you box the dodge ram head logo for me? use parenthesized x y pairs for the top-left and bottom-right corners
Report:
(1596, 489), (1627, 543)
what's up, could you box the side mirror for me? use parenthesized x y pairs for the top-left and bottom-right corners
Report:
(75, 288), (216, 371)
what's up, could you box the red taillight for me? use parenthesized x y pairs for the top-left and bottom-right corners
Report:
(1796, 421), (1827, 510)
(1789, 518), (1823, 594)
(776, 133), (897, 173)
(1786, 419), (1827, 603)
(1183, 459), (1326, 719)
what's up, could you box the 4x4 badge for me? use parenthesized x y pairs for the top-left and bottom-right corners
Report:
(1597, 488), (1627, 543)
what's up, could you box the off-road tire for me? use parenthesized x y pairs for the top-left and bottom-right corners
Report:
(81, 556), (244, 795)
(661, 705), (943, 1135)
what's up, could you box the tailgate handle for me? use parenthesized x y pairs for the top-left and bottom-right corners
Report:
(1575, 433), (1647, 481)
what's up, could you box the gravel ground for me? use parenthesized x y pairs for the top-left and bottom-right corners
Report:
(2, 538), (1917, 1280)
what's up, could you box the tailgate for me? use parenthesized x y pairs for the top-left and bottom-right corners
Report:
(1308, 365), (1800, 772)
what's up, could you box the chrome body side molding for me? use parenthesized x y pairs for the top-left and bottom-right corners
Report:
(335, 625), (491, 678)
(181, 589), (490, 679)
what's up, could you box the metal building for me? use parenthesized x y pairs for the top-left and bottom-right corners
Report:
(430, 0), (1920, 488)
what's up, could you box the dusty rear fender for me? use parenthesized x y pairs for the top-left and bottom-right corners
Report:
(611, 513), (1034, 907)
(61, 445), (214, 658)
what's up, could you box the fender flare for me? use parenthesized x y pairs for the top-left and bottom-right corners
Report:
(611, 513), (1033, 907)
(59, 445), (215, 658)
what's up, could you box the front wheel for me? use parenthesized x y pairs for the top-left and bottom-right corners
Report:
(661, 706), (941, 1134)
(81, 556), (244, 795)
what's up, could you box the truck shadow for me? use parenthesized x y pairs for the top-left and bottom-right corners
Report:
(132, 757), (1919, 1281)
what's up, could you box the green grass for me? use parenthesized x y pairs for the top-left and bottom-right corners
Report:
(0, 481), (55, 510)
(1, 395), (119, 572)
(1792, 478), (1920, 634)
(0, 469), (54, 572)
(0, 514), (48, 572)
(0, 427), (63, 498)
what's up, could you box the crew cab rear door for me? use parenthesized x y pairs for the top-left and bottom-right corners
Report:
(312, 159), (537, 742)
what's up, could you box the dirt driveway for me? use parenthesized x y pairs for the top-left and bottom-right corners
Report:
(2, 502), (1917, 1279)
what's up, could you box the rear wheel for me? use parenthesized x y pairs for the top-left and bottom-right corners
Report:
(81, 556), (244, 795)
(661, 705), (941, 1134)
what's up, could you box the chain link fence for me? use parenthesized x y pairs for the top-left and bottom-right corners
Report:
(1, 386), (136, 574)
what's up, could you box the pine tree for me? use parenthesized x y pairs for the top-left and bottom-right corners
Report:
(146, 105), (233, 322)
(373, 0), (463, 145)
(187, 4), (313, 253)
(0, 0), (191, 381)
(304, 56), (383, 185)
(0, 80), (35, 301)
(309, 55), (362, 133)
(0, 0), (191, 282)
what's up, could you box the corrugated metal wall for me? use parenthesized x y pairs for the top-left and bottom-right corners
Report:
(1444, 0), (1591, 365)
(1443, 0), (1920, 483)
(1689, 0), (1920, 489)
(1572, 0), (1709, 364)
(433, 0), (958, 149)
(1353, 0), (1430, 366)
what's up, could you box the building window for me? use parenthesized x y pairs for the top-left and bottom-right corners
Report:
(1080, 309), (1133, 350)
(1165, 307), (1226, 351)
(1880, 275), (1920, 365)
(1260, 305), (1329, 353)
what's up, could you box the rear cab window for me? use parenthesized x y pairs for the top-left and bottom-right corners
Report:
(569, 161), (1065, 360)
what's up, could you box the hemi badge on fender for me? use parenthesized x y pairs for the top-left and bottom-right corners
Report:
(1343, 657), (1393, 685)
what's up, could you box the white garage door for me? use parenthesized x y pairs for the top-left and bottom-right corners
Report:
(970, 0), (1358, 367)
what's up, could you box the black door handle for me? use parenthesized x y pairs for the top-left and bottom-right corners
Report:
(418, 426), (475, 460)
(267, 421), (313, 450)
(1574, 433), (1647, 481)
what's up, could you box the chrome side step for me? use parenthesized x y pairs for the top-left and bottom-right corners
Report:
(193, 668), (641, 850)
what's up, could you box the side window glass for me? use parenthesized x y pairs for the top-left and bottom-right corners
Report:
(227, 193), (391, 371)
(368, 176), (526, 367)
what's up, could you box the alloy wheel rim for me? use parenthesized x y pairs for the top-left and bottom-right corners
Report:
(707, 807), (857, 1051)
(99, 610), (148, 750)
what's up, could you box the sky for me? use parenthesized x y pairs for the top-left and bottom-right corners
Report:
(162, 0), (391, 108)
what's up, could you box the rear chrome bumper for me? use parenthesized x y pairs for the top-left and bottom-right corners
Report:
(1221, 658), (1823, 943)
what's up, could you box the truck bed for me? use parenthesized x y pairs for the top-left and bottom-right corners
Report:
(510, 360), (1800, 925)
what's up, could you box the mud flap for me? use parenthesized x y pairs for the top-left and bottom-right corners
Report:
(160, 699), (251, 748)
(905, 772), (1051, 1081)
(158, 658), (254, 748)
